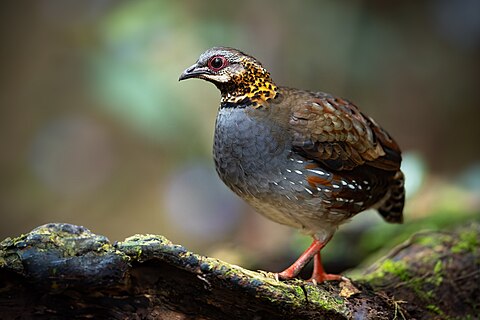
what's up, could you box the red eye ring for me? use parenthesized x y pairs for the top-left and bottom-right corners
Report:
(208, 56), (228, 72)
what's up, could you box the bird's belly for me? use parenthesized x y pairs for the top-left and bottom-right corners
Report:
(244, 196), (343, 240)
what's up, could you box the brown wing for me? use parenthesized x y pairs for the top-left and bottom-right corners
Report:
(289, 94), (401, 172)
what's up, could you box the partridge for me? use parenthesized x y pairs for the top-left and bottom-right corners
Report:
(179, 47), (405, 283)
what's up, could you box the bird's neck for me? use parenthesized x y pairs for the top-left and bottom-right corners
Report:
(218, 67), (278, 108)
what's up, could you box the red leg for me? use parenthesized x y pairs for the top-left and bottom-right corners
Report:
(276, 238), (325, 280)
(309, 252), (343, 283)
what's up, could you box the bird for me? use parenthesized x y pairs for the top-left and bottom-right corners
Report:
(179, 47), (405, 283)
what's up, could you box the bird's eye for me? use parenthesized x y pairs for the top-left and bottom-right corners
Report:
(208, 56), (227, 71)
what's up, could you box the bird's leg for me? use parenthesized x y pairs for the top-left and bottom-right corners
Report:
(309, 252), (343, 283)
(276, 238), (325, 280)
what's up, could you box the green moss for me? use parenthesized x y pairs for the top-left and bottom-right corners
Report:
(415, 232), (453, 249)
(363, 256), (446, 307)
(431, 260), (443, 286)
(302, 285), (347, 313)
(415, 234), (440, 247)
(369, 259), (410, 282)
(426, 304), (445, 316)
(451, 231), (478, 254)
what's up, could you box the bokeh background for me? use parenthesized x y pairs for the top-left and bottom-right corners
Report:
(1, 0), (479, 276)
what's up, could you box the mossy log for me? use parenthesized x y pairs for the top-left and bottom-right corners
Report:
(0, 222), (478, 319)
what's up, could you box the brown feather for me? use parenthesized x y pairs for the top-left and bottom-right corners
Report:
(284, 88), (401, 172)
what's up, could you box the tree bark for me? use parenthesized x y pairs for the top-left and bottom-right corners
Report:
(0, 222), (478, 319)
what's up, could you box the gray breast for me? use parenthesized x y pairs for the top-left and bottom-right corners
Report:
(213, 107), (286, 195)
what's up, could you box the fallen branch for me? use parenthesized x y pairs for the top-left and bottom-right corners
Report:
(0, 222), (478, 319)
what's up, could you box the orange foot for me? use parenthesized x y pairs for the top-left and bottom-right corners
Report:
(275, 238), (344, 284)
(308, 253), (344, 284)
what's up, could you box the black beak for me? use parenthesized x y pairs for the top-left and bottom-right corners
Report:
(179, 63), (210, 81)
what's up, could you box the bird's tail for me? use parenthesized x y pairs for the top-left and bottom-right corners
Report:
(378, 170), (405, 223)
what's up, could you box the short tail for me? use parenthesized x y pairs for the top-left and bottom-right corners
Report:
(378, 170), (405, 223)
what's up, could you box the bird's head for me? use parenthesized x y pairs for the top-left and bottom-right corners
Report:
(179, 47), (277, 107)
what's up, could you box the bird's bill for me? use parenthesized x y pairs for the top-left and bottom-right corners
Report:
(178, 63), (211, 81)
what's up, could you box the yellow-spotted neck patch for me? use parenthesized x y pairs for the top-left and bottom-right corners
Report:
(219, 57), (278, 108)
